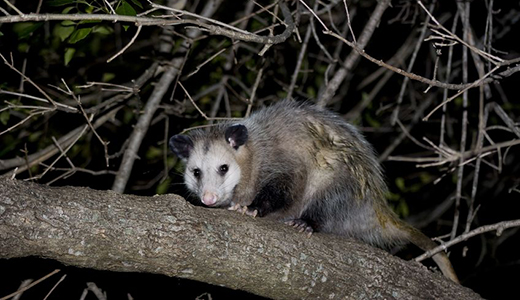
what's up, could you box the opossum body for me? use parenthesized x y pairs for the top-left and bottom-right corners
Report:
(169, 99), (459, 283)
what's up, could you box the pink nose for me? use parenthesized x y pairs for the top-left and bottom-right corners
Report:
(202, 192), (218, 206)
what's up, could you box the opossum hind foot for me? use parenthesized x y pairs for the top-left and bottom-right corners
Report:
(285, 219), (314, 237)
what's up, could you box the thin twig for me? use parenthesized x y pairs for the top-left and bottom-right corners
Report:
(299, 0), (330, 32)
(417, 0), (503, 65)
(287, 23), (311, 100)
(324, 30), (519, 95)
(43, 275), (67, 300)
(451, 2), (470, 241)
(2, 0), (23, 15)
(391, 0), (435, 125)
(0, 269), (61, 300)
(415, 219), (520, 262)
(388, 138), (520, 167)
(103, 0), (116, 14)
(187, 47), (227, 78)
(318, 0), (391, 106)
(60, 79), (110, 167)
(246, 63), (264, 118)
(439, 8), (459, 149)
(12, 279), (33, 300)
(107, 25), (142, 63)
(342, 0), (356, 43)
(0, 53), (57, 108)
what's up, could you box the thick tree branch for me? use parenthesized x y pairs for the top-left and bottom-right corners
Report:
(0, 178), (482, 299)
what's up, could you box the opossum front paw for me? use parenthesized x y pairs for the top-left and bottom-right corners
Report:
(228, 203), (258, 217)
(228, 203), (248, 214)
(228, 203), (244, 211)
(285, 219), (314, 237)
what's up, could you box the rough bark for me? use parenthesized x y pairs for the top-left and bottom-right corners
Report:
(0, 177), (481, 300)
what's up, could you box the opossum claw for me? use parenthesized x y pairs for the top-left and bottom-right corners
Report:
(238, 206), (248, 215)
(228, 203), (242, 211)
(228, 203), (258, 217)
(285, 219), (313, 237)
(245, 208), (258, 218)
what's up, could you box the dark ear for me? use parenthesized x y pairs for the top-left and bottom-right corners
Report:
(225, 124), (248, 150)
(169, 134), (194, 159)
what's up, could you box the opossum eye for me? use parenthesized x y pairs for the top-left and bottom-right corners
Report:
(193, 168), (201, 179)
(219, 164), (229, 175)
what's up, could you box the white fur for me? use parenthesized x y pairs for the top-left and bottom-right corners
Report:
(184, 142), (241, 207)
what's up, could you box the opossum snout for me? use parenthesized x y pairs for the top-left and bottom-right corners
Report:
(202, 191), (218, 206)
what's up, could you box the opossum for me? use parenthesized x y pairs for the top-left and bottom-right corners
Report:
(169, 99), (459, 283)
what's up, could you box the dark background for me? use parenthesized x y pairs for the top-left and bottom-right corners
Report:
(1, 0), (519, 299)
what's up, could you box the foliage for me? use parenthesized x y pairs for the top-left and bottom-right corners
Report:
(1, 0), (520, 299)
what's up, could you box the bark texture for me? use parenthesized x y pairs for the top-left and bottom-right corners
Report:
(0, 177), (481, 299)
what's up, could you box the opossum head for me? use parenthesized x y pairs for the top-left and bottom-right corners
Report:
(169, 124), (248, 207)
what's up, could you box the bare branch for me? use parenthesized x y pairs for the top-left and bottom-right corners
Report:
(415, 219), (520, 262)
(391, 0), (436, 125)
(318, 0), (391, 106)
(0, 269), (61, 300)
(0, 2), (295, 47)
(324, 31), (520, 95)
(107, 25), (142, 63)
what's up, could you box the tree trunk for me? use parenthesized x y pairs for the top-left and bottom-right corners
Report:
(0, 177), (481, 299)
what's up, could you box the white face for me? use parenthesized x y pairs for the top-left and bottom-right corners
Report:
(184, 142), (241, 207)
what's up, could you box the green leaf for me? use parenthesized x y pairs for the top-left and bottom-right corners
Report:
(61, 20), (76, 26)
(68, 27), (92, 44)
(0, 135), (16, 157)
(92, 25), (112, 35)
(53, 23), (75, 41)
(18, 42), (29, 52)
(130, 0), (143, 9)
(64, 47), (76, 65)
(62, 6), (75, 14)
(123, 107), (134, 124)
(419, 173), (432, 183)
(116, 0), (136, 16)
(116, 0), (136, 31)
(454, 96), (463, 107)
(145, 146), (162, 160)
(79, 20), (102, 25)
(28, 131), (43, 143)
(0, 110), (9, 125)
(306, 86), (317, 98)
(156, 178), (171, 195)
(386, 191), (401, 202)
(102, 72), (115, 82)
(395, 177), (406, 192)
(409, 183), (422, 193)
(396, 201), (410, 218)
(13, 22), (43, 39)
(47, 0), (75, 6)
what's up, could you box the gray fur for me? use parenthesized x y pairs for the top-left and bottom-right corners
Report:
(170, 99), (459, 282)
